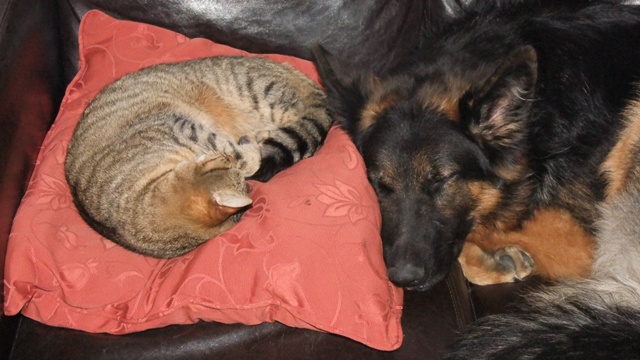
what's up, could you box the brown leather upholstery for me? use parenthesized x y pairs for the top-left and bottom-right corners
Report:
(0, 1), (536, 358)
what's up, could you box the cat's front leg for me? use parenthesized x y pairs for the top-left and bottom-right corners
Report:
(195, 153), (235, 172)
(232, 135), (262, 177)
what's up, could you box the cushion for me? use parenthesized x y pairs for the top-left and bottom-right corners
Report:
(3, 10), (403, 351)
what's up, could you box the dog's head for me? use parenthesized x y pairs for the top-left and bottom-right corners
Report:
(314, 45), (537, 290)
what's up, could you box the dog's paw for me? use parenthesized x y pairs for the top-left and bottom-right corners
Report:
(493, 246), (535, 281)
(458, 242), (536, 286)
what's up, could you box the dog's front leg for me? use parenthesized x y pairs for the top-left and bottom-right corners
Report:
(458, 241), (535, 286)
(459, 208), (595, 286)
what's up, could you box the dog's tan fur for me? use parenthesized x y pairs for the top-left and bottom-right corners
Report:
(460, 208), (594, 285)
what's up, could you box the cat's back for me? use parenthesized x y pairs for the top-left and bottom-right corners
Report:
(72, 56), (319, 145)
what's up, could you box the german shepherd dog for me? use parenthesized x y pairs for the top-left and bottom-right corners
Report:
(314, 1), (640, 356)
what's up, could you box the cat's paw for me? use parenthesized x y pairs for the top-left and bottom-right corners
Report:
(195, 153), (235, 173)
(234, 137), (261, 177)
(255, 130), (271, 143)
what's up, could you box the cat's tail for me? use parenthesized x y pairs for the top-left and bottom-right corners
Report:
(249, 99), (333, 182)
(446, 181), (640, 359)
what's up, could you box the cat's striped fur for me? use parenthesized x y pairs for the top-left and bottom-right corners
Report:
(65, 56), (332, 258)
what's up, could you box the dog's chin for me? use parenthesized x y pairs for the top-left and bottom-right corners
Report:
(402, 271), (448, 292)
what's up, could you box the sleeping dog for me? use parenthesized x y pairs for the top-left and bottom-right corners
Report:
(315, 1), (640, 356)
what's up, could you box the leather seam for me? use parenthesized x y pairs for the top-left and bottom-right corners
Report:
(8, 315), (23, 359)
(445, 275), (465, 330)
(466, 279), (478, 321)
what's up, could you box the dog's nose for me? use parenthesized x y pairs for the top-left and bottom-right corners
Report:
(387, 264), (425, 287)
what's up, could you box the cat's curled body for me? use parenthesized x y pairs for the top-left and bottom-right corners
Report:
(65, 56), (332, 258)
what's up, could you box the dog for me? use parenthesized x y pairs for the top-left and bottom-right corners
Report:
(314, 0), (640, 356)
(313, 0), (640, 290)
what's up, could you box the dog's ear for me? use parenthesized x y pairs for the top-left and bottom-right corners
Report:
(460, 45), (538, 177)
(311, 44), (378, 141)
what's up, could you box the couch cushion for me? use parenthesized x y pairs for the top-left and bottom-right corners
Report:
(57, 0), (440, 82)
(3, 10), (403, 351)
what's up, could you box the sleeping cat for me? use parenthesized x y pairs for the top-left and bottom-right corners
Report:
(65, 56), (332, 258)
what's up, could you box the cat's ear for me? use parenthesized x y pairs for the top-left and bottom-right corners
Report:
(459, 46), (537, 176)
(213, 191), (252, 208)
(209, 190), (252, 224)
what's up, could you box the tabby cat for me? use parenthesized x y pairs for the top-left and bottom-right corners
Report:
(65, 56), (332, 258)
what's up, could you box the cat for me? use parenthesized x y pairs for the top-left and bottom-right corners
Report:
(65, 56), (332, 258)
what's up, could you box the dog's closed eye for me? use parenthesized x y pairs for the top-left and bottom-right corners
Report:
(426, 179), (446, 194)
(425, 173), (458, 195)
(374, 180), (395, 196)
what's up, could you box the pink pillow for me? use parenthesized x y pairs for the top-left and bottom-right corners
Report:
(2, 10), (403, 350)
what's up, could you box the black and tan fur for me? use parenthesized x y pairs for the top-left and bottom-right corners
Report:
(447, 97), (640, 359)
(313, 0), (640, 289)
(315, 0), (640, 355)
(65, 56), (331, 258)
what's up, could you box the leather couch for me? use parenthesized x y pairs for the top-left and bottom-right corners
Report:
(0, 1), (536, 358)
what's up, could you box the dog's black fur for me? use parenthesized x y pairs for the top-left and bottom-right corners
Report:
(314, 0), (640, 356)
(314, 0), (640, 289)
